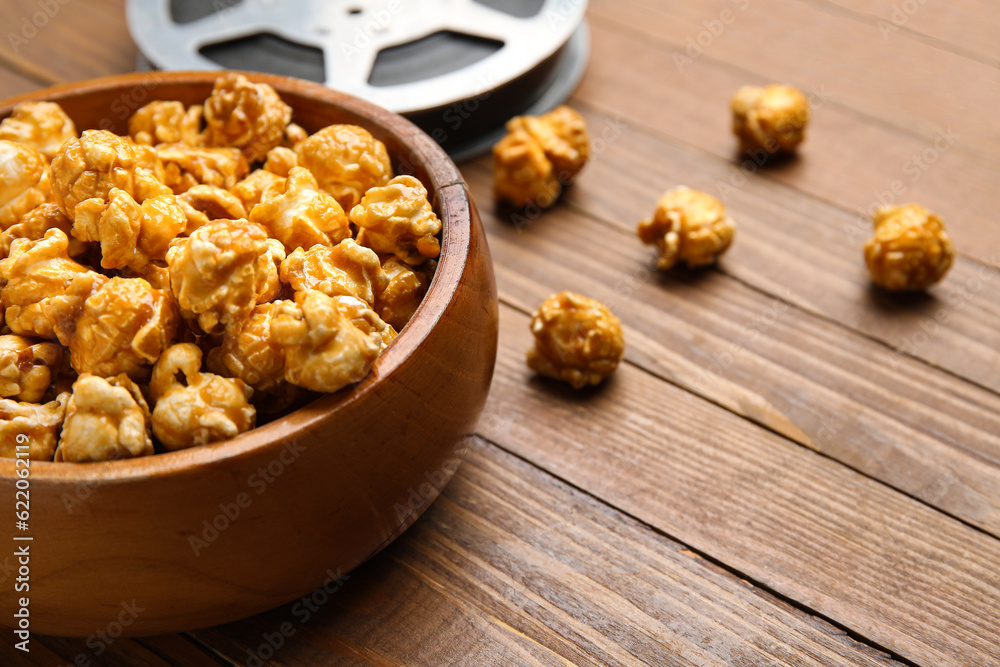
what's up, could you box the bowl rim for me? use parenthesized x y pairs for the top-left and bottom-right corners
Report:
(0, 70), (471, 484)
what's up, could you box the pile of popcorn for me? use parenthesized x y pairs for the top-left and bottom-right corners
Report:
(0, 73), (440, 461)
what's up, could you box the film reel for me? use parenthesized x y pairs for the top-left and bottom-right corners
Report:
(126, 0), (590, 159)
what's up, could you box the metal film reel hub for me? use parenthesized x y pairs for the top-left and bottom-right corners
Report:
(127, 0), (590, 158)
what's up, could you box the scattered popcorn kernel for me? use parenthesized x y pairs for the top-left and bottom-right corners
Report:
(129, 101), (203, 147)
(208, 301), (289, 394)
(249, 166), (350, 252)
(492, 128), (561, 209)
(0, 229), (107, 341)
(0, 203), (86, 259)
(150, 343), (255, 450)
(0, 101), (77, 161)
(294, 124), (393, 210)
(203, 73), (291, 163)
(351, 175), (441, 264)
(527, 291), (625, 390)
(0, 392), (68, 460)
(637, 186), (736, 269)
(229, 169), (285, 211)
(55, 374), (153, 462)
(68, 277), (180, 381)
(376, 258), (434, 330)
(166, 219), (271, 333)
(264, 146), (297, 177)
(270, 290), (383, 393)
(0, 140), (51, 230)
(864, 204), (955, 291)
(731, 84), (810, 154)
(0, 335), (62, 403)
(280, 239), (386, 306)
(157, 143), (248, 194)
(50, 129), (170, 221)
(508, 105), (590, 182)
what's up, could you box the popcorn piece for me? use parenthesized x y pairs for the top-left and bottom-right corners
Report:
(493, 105), (590, 209)
(0, 101), (77, 160)
(350, 175), (441, 264)
(0, 392), (68, 460)
(294, 124), (393, 210)
(0, 203), (86, 259)
(166, 219), (271, 333)
(0, 335), (63, 403)
(0, 140), (51, 230)
(270, 290), (383, 393)
(263, 146), (297, 177)
(280, 239), (386, 306)
(157, 143), (248, 194)
(55, 374), (153, 462)
(333, 294), (397, 351)
(50, 129), (170, 221)
(0, 229), (107, 341)
(731, 84), (810, 154)
(526, 291), (625, 390)
(257, 238), (286, 304)
(492, 128), (560, 209)
(283, 122), (307, 148)
(68, 277), (179, 380)
(864, 204), (955, 291)
(129, 101), (203, 147)
(150, 343), (255, 450)
(375, 258), (434, 330)
(229, 169), (285, 211)
(637, 186), (736, 269)
(209, 301), (289, 393)
(249, 166), (350, 252)
(203, 73), (291, 163)
(178, 184), (247, 231)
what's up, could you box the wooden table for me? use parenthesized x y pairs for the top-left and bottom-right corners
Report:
(2, 1), (999, 665)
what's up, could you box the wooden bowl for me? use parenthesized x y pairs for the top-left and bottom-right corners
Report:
(0, 72), (498, 636)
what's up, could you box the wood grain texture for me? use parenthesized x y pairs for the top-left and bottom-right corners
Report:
(573, 20), (1000, 271)
(468, 165), (1000, 538)
(188, 439), (907, 667)
(478, 303), (1000, 667)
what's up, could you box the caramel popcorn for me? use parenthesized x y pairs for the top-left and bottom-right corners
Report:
(0, 203), (85, 259)
(264, 146), (297, 177)
(55, 374), (153, 462)
(129, 101), (203, 147)
(203, 73), (291, 163)
(270, 290), (383, 393)
(0, 101), (77, 161)
(208, 301), (289, 394)
(229, 169), (285, 211)
(178, 184), (247, 228)
(157, 143), (248, 194)
(0, 392), (68, 460)
(294, 124), (393, 210)
(0, 335), (62, 403)
(166, 219), (271, 333)
(0, 140), (51, 230)
(0, 229), (107, 341)
(493, 105), (589, 209)
(249, 166), (350, 252)
(280, 239), (386, 306)
(492, 128), (561, 209)
(637, 186), (736, 269)
(149, 343), (255, 450)
(257, 238), (286, 304)
(376, 258), (434, 330)
(864, 204), (955, 291)
(68, 277), (179, 380)
(351, 175), (441, 265)
(527, 291), (625, 389)
(50, 129), (170, 221)
(731, 84), (810, 154)
(283, 123), (307, 148)
(333, 294), (397, 351)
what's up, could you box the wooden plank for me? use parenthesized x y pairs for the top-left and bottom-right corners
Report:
(0, 65), (42, 99)
(586, 0), (1000, 159)
(476, 303), (1000, 667)
(0, 0), (135, 86)
(489, 103), (1000, 396)
(571, 20), (1000, 271)
(819, 0), (1000, 65)
(190, 439), (906, 667)
(0, 635), (194, 666)
(466, 164), (1000, 536)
